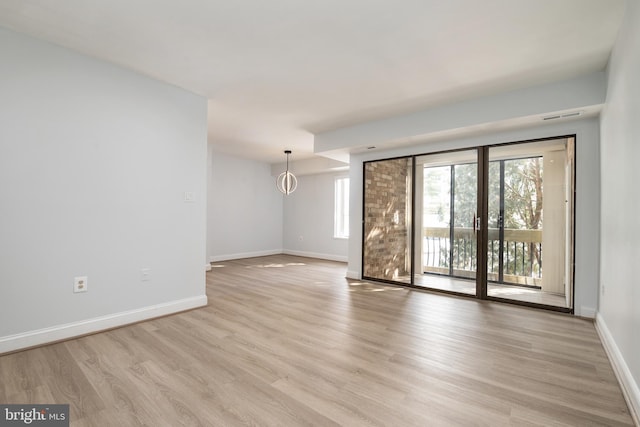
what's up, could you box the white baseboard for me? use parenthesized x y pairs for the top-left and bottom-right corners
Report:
(595, 313), (640, 425)
(283, 249), (348, 263)
(209, 249), (282, 263)
(346, 270), (361, 280)
(0, 295), (208, 355)
(205, 263), (212, 272)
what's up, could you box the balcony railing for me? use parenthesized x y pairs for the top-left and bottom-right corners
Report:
(423, 227), (542, 287)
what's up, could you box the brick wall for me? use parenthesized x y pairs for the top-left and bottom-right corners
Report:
(363, 158), (411, 280)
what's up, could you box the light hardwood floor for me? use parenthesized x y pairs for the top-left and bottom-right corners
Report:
(0, 255), (634, 426)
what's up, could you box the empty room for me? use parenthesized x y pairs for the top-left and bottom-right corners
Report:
(0, 0), (638, 425)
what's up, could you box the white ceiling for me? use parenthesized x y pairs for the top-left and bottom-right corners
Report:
(0, 0), (625, 163)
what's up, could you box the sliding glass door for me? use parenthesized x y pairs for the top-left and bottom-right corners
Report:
(413, 150), (478, 295)
(362, 137), (575, 312)
(486, 139), (574, 309)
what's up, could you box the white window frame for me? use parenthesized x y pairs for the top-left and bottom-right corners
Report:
(334, 177), (350, 239)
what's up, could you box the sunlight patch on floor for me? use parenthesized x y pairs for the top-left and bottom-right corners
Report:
(247, 262), (307, 268)
(348, 281), (406, 293)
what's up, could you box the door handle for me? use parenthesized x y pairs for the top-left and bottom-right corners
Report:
(474, 215), (481, 232)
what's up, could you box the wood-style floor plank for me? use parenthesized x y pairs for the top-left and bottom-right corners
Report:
(0, 255), (634, 426)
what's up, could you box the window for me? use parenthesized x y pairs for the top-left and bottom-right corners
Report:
(334, 177), (350, 238)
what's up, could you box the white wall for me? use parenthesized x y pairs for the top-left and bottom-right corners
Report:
(207, 148), (283, 261)
(0, 27), (208, 352)
(283, 173), (349, 261)
(316, 72), (606, 155)
(598, 0), (640, 420)
(348, 118), (601, 318)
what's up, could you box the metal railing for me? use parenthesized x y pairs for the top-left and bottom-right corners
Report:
(423, 227), (542, 286)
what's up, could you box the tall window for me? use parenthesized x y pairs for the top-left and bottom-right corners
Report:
(334, 177), (350, 238)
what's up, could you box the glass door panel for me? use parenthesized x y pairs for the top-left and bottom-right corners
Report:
(362, 157), (413, 284)
(414, 150), (477, 295)
(421, 165), (450, 276)
(452, 163), (478, 280)
(486, 139), (574, 309)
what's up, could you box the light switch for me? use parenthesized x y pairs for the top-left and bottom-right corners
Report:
(183, 191), (195, 202)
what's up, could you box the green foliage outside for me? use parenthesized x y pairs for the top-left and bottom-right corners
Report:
(424, 157), (543, 281)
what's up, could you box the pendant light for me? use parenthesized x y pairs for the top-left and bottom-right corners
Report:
(276, 150), (297, 195)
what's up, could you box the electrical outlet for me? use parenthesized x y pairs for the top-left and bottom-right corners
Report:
(299, 235), (304, 241)
(74, 276), (88, 293)
(141, 268), (151, 282)
(183, 191), (195, 202)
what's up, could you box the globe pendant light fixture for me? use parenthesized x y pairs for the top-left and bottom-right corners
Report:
(276, 150), (297, 195)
